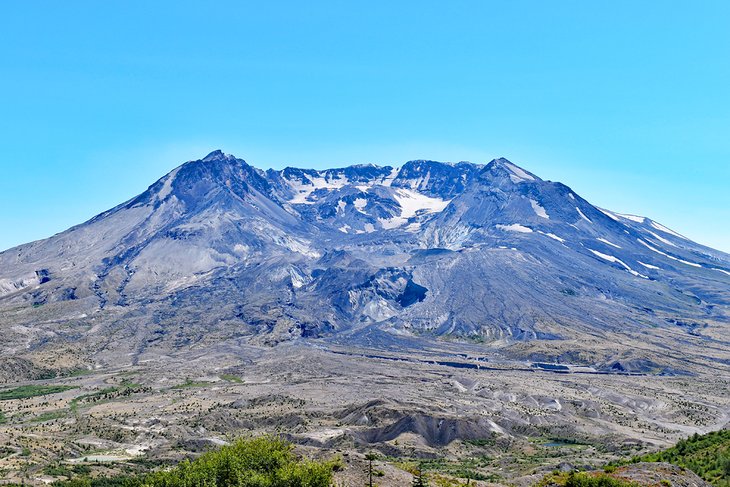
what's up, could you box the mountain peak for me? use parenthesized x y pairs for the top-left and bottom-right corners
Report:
(483, 158), (540, 183)
(201, 149), (238, 163)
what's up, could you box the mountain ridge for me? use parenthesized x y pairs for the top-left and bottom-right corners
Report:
(0, 150), (728, 378)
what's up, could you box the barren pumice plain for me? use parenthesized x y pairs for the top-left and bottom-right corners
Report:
(1, 152), (729, 485)
(1, 339), (729, 485)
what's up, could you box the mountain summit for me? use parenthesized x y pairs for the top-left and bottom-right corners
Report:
(1, 151), (728, 377)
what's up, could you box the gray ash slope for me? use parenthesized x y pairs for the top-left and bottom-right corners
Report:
(1, 150), (728, 374)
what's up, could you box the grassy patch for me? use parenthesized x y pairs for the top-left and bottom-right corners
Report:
(219, 374), (243, 383)
(171, 378), (213, 389)
(394, 456), (497, 483)
(31, 410), (68, 422)
(64, 368), (94, 378)
(0, 384), (76, 401)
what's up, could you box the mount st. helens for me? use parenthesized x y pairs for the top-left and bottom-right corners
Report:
(0, 150), (728, 378)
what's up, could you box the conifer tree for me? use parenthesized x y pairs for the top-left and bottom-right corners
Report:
(365, 452), (378, 487)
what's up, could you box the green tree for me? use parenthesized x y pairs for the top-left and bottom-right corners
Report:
(365, 453), (378, 487)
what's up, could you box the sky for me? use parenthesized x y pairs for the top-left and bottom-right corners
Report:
(1, 1), (729, 252)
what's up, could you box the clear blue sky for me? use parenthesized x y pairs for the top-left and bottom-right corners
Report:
(1, 1), (729, 252)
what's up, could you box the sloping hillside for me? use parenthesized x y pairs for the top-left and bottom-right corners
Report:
(631, 429), (730, 486)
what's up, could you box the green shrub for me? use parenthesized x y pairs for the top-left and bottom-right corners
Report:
(538, 471), (639, 487)
(563, 472), (638, 487)
(53, 436), (334, 487)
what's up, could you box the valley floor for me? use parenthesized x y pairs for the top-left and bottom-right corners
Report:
(0, 340), (729, 485)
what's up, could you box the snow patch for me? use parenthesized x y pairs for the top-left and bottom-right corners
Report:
(637, 239), (702, 268)
(638, 261), (661, 270)
(650, 221), (687, 239)
(395, 189), (450, 218)
(353, 198), (368, 212)
(375, 188), (452, 229)
(378, 217), (404, 230)
(157, 167), (180, 200)
(497, 224), (533, 233)
(286, 172), (350, 204)
(539, 231), (565, 243)
(576, 207), (592, 223)
(598, 208), (620, 221)
(648, 231), (677, 247)
(618, 213), (646, 223)
(505, 162), (535, 182)
(381, 167), (400, 186)
(589, 249), (648, 279)
(289, 268), (307, 289)
(597, 238), (621, 249)
(530, 199), (549, 219)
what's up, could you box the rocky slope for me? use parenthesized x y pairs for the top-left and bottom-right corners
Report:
(0, 150), (728, 376)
